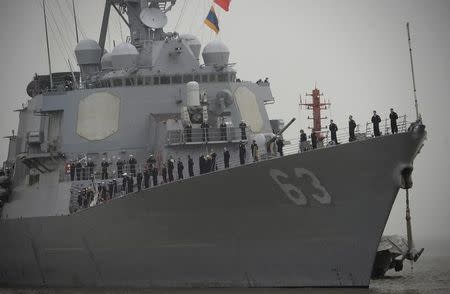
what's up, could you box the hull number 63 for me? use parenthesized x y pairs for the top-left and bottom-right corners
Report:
(270, 168), (332, 206)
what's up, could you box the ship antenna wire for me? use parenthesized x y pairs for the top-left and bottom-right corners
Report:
(72, 0), (79, 43)
(42, 0), (53, 89)
(407, 22), (420, 121)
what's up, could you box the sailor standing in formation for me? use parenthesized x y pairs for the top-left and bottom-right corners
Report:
(390, 108), (398, 134)
(299, 129), (307, 152)
(239, 141), (246, 165)
(162, 163), (168, 183)
(349, 115), (357, 142)
(251, 140), (259, 162)
(128, 155), (137, 177)
(239, 120), (247, 140)
(201, 120), (209, 142)
(372, 111), (382, 137)
(311, 130), (317, 149)
(177, 158), (184, 180)
(136, 171), (143, 192)
(329, 120), (338, 144)
(276, 137), (284, 156)
(223, 147), (230, 168)
(116, 158), (124, 178)
(168, 158), (174, 182)
(152, 165), (158, 186)
(143, 168), (150, 188)
(220, 118), (227, 141)
(101, 158), (109, 179)
(188, 155), (194, 177)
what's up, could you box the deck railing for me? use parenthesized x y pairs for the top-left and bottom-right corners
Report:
(167, 127), (248, 145)
(69, 115), (414, 212)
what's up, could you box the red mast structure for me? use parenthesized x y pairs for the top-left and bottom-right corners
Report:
(299, 87), (331, 141)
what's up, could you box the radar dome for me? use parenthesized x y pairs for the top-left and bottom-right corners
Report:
(101, 52), (113, 70)
(75, 39), (102, 65)
(202, 40), (230, 66)
(180, 34), (201, 60)
(111, 42), (139, 70)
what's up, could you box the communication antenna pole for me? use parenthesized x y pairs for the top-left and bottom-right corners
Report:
(43, 0), (53, 89)
(72, 0), (80, 43)
(407, 22), (420, 121)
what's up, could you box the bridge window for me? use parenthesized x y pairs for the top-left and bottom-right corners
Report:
(172, 75), (182, 84)
(183, 74), (193, 83)
(160, 76), (170, 85)
(218, 73), (228, 82)
(125, 78), (134, 86)
(112, 78), (123, 87)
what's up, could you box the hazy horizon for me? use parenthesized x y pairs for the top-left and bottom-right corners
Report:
(0, 0), (449, 246)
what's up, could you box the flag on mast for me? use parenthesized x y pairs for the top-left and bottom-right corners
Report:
(214, 0), (231, 12)
(204, 5), (220, 34)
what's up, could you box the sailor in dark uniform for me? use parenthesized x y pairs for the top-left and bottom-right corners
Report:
(210, 150), (217, 171)
(251, 140), (259, 162)
(177, 158), (184, 180)
(116, 158), (124, 178)
(390, 108), (398, 134)
(239, 141), (247, 165)
(223, 148), (230, 168)
(76, 161), (82, 181)
(185, 123), (192, 142)
(143, 168), (150, 188)
(349, 115), (357, 142)
(101, 158), (109, 179)
(188, 155), (194, 177)
(128, 155), (137, 177)
(70, 161), (75, 181)
(152, 165), (158, 186)
(329, 120), (338, 144)
(168, 158), (175, 182)
(136, 171), (143, 192)
(219, 118), (227, 141)
(128, 175), (134, 193)
(199, 155), (206, 174)
(201, 120), (209, 142)
(372, 110), (382, 137)
(87, 158), (95, 178)
(276, 137), (284, 156)
(311, 130), (317, 149)
(162, 164), (168, 183)
(122, 173), (128, 193)
(239, 120), (247, 140)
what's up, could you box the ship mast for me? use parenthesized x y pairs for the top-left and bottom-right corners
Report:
(99, 0), (177, 50)
(300, 87), (331, 141)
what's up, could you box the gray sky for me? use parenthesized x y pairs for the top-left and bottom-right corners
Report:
(0, 0), (449, 247)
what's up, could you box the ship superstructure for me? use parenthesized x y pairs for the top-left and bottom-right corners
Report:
(0, 0), (427, 288)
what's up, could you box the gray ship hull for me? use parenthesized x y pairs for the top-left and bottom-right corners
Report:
(0, 131), (425, 287)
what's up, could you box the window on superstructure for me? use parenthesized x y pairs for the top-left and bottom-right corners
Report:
(125, 78), (134, 86)
(137, 77), (144, 86)
(112, 78), (123, 87)
(172, 75), (182, 84)
(218, 73), (228, 82)
(153, 77), (160, 85)
(29, 174), (40, 185)
(230, 73), (236, 82)
(144, 76), (152, 85)
(183, 74), (193, 83)
(209, 74), (216, 82)
(194, 74), (201, 83)
(202, 75), (208, 83)
(161, 76), (170, 84)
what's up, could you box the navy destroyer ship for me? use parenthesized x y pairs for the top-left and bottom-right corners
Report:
(0, 0), (426, 288)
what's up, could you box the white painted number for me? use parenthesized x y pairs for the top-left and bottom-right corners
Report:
(270, 168), (332, 206)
